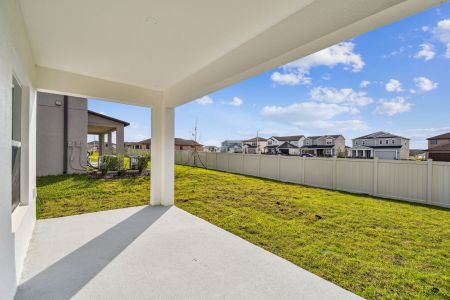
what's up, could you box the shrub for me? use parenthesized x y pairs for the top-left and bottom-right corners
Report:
(116, 155), (126, 176)
(99, 155), (113, 176)
(137, 155), (150, 174)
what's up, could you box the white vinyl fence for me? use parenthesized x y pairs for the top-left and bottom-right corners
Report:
(175, 151), (450, 208)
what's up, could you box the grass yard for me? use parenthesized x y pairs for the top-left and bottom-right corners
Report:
(37, 165), (450, 299)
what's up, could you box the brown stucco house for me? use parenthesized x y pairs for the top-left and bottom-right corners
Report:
(127, 138), (203, 152)
(427, 133), (450, 162)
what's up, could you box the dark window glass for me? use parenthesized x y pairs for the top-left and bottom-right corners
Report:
(12, 76), (22, 212)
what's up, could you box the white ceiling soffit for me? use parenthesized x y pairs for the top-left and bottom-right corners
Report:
(20, 0), (445, 107)
(165, 0), (445, 107)
(20, 0), (314, 90)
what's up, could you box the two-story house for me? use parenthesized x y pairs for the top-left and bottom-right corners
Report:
(221, 140), (243, 153)
(350, 131), (409, 160)
(427, 132), (450, 162)
(301, 135), (346, 157)
(265, 135), (305, 155)
(242, 137), (268, 154)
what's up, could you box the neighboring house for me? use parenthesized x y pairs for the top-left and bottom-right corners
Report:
(242, 137), (267, 154)
(301, 135), (346, 157)
(37, 92), (129, 176)
(266, 135), (305, 155)
(87, 141), (99, 152)
(204, 145), (220, 152)
(427, 132), (450, 162)
(349, 131), (410, 160)
(126, 138), (203, 151)
(221, 140), (243, 153)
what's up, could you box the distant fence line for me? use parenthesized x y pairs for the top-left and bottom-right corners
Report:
(175, 151), (450, 208)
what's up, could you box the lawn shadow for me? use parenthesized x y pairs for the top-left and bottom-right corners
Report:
(15, 206), (170, 300)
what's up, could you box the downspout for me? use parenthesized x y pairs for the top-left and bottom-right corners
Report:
(63, 95), (68, 174)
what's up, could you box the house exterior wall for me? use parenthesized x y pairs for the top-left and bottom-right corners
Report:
(37, 93), (88, 176)
(334, 137), (346, 156)
(428, 138), (450, 149)
(0, 0), (37, 298)
(353, 137), (409, 160)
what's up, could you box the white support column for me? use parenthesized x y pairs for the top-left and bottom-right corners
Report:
(151, 105), (175, 206)
(107, 131), (113, 155)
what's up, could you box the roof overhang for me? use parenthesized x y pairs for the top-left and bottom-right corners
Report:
(19, 0), (444, 107)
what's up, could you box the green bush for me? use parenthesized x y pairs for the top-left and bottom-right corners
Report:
(137, 155), (150, 174)
(99, 155), (113, 175)
(116, 155), (126, 176)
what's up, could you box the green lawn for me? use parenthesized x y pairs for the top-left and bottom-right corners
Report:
(37, 165), (450, 299)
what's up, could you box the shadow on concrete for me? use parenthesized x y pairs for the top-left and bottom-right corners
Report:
(15, 206), (170, 300)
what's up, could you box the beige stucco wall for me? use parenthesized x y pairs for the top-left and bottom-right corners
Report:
(37, 92), (87, 176)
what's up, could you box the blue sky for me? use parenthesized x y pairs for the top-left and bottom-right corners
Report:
(89, 3), (450, 149)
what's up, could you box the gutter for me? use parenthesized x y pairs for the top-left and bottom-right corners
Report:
(63, 95), (68, 174)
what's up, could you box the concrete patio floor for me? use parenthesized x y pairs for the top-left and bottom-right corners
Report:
(16, 206), (362, 299)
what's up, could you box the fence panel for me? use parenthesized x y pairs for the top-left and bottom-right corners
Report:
(279, 156), (302, 184)
(336, 159), (373, 194)
(260, 156), (278, 179)
(431, 161), (450, 207)
(175, 151), (450, 208)
(216, 153), (229, 171)
(304, 158), (333, 189)
(377, 160), (427, 203)
(229, 154), (243, 173)
(205, 152), (217, 169)
(243, 155), (259, 176)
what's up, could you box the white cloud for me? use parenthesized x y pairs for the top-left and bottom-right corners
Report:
(196, 95), (214, 105)
(271, 42), (364, 86)
(270, 72), (310, 86)
(414, 43), (436, 61)
(374, 97), (411, 116)
(422, 26), (430, 32)
(202, 139), (222, 147)
(261, 101), (367, 131)
(224, 97), (243, 107)
(294, 119), (368, 131)
(262, 102), (350, 123)
(360, 80), (371, 88)
(414, 77), (438, 92)
(385, 79), (403, 92)
(310, 87), (373, 107)
(434, 19), (450, 58)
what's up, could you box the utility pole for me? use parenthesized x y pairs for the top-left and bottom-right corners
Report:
(256, 130), (260, 154)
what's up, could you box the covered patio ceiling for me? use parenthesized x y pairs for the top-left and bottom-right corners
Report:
(20, 0), (443, 108)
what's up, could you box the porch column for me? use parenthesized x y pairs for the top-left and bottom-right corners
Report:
(107, 131), (113, 154)
(116, 126), (124, 155)
(99, 134), (105, 157)
(151, 105), (175, 206)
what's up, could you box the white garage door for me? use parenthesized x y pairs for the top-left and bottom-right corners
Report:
(375, 150), (397, 160)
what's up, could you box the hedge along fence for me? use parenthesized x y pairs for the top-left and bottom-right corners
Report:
(175, 150), (450, 208)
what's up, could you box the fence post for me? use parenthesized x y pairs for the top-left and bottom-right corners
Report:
(277, 155), (281, 180)
(373, 157), (378, 196)
(427, 159), (433, 204)
(241, 153), (245, 173)
(214, 152), (218, 169)
(258, 154), (261, 177)
(227, 152), (230, 171)
(332, 156), (337, 189)
(301, 156), (306, 184)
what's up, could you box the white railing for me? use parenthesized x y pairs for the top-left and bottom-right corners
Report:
(175, 151), (450, 208)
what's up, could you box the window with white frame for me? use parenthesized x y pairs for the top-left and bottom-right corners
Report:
(326, 138), (333, 145)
